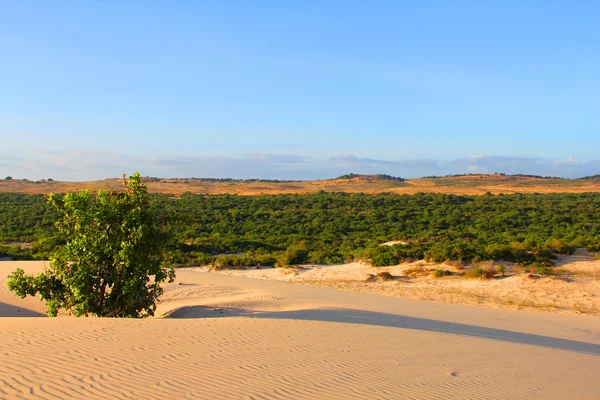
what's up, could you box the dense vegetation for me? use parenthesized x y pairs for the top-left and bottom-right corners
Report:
(2, 191), (600, 268)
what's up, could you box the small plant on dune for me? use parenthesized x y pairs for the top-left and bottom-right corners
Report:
(466, 266), (496, 280)
(527, 261), (554, 276)
(377, 271), (394, 281)
(432, 268), (452, 278)
(403, 266), (430, 278)
(495, 264), (505, 276)
(595, 253), (600, 261)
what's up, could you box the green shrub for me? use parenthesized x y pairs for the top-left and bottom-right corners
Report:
(528, 261), (553, 276)
(495, 264), (505, 276)
(545, 238), (576, 255)
(280, 241), (309, 266)
(466, 266), (495, 279)
(371, 251), (398, 267)
(432, 268), (452, 278)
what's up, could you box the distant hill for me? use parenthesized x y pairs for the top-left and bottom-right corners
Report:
(581, 174), (600, 180)
(1, 173), (600, 195)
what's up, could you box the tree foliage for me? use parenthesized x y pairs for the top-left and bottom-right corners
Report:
(7, 173), (174, 317)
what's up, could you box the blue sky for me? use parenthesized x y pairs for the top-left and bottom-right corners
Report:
(1, 1), (599, 180)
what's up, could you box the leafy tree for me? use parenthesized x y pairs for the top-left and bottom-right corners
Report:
(7, 173), (175, 317)
(5, 176), (12, 180)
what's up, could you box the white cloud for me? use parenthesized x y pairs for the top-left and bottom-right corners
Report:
(1, 149), (599, 181)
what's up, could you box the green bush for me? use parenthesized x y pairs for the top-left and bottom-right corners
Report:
(495, 264), (505, 276)
(371, 251), (398, 267)
(278, 241), (309, 267)
(432, 268), (452, 278)
(466, 266), (495, 279)
(528, 261), (553, 276)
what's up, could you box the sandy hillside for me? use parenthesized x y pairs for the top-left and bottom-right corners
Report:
(211, 251), (600, 315)
(3, 174), (600, 195)
(1, 261), (600, 400)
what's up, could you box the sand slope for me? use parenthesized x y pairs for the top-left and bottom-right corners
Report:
(209, 255), (600, 315)
(1, 262), (600, 399)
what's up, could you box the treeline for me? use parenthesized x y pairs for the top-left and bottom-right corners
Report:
(1, 192), (600, 267)
(336, 173), (405, 182)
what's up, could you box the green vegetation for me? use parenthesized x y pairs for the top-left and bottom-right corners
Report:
(432, 268), (453, 278)
(495, 264), (505, 276)
(466, 266), (496, 279)
(336, 173), (405, 182)
(527, 261), (554, 276)
(2, 192), (600, 271)
(6, 173), (175, 317)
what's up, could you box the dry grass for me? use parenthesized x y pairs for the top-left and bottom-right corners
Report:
(210, 264), (247, 271)
(559, 268), (600, 279)
(365, 271), (396, 282)
(216, 255), (600, 316)
(465, 265), (496, 280)
(279, 266), (306, 275)
(573, 301), (600, 314)
(376, 271), (395, 281)
(403, 266), (430, 278)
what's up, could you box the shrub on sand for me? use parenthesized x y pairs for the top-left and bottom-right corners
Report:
(495, 264), (505, 276)
(377, 271), (394, 281)
(432, 268), (452, 278)
(403, 266), (430, 278)
(527, 261), (553, 276)
(466, 266), (496, 280)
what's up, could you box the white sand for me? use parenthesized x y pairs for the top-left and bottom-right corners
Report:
(1, 261), (600, 399)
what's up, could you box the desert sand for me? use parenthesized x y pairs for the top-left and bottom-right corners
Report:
(1, 261), (600, 399)
(211, 251), (600, 316)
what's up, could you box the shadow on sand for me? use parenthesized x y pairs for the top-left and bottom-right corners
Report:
(168, 306), (600, 356)
(0, 302), (46, 317)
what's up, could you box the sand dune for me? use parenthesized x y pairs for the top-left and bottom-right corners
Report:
(211, 256), (600, 315)
(2, 262), (600, 399)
